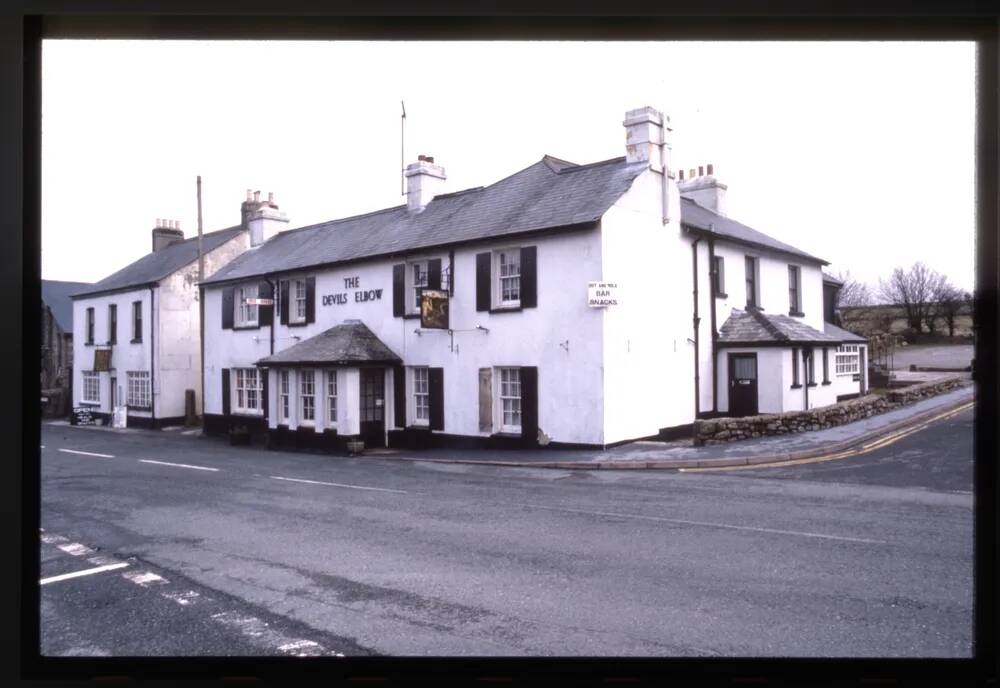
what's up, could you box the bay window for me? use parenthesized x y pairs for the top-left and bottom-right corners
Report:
(299, 370), (315, 423)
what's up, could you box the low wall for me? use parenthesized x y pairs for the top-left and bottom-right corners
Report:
(694, 377), (968, 446)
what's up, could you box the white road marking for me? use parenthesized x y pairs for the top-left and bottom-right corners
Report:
(41, 533), (70, 545)
(212, 612), (335, 656)
(40, 562), (129, 585)
(86, 555), (121, 567)
(139, 459), (219, 472)
(58, 448), (114, 458)
(162, 590), (201, 606)
(57, 542), (96, 557)
(269, 475), (408, 494)
(516, 503), (887, 545)
(122, 571), (168, 586)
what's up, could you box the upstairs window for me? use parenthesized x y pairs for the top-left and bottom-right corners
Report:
(788, 265), (802, 315)
(745, 256), (759, 309)
(108, 304), (117, 344)
(131, 301), (143, 342)
(497, 250), (521, 306)
(292, 279), (307, 324)
(713, 256), (727, 297)
(410, 261), (429, 312)
(236, 284), (259, 328)
(86, 307), (95, 344)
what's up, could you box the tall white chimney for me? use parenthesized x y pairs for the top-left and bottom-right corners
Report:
(404, 155), (446, 214)
(245, 191), (289, 247)
(678, 163), (727, 216)
(623, 106), (666, 169)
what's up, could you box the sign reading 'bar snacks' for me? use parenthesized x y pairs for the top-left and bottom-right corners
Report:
(588, 281), (620, 307)
(421, 289), (449, 330)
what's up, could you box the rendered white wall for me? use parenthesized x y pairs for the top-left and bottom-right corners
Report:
(716, 347), (786, 415)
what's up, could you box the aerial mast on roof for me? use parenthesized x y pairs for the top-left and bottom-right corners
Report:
(401, 100), (406, 197)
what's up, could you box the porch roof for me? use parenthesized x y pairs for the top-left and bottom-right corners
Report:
(718, 309), (843, 347)
(823, 321), (867, 343)
(255, 320), (402, 367)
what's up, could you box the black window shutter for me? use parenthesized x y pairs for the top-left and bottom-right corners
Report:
(279, 280), (289, 325)
(520, 246), (537, 308)
(393, 365), (406, 428)
(427, 258), (442, 291)
(305, 276), (316, 324)
(221, 369), (231, 416)
(221, 288), (234, 330)
(475, 252), (491, 312)
(392, 264), (405, 317)
(258, 281), (273, 327)
(448, 250), (455, 295)
(261, 369), (269, 420)
(429, 367), (444, 431)
(519, 366), (538, 444)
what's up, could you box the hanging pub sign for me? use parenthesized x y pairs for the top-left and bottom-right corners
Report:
(421, 289), (450, 330)
(588, 281), (620, 307)
(93, 348), (112, 372)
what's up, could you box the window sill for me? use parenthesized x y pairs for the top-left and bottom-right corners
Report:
(231, 411), (264, 418)
(790, 384), (803, 389)
(130, 339), (143, 344)
(807, 383), (818, 388)
(492, 431), (523, 438)
(715, 292), (728, 299)
(403, 313), (421, 320)
(233, 324), (260, 331)
(285, 320), (309, 328)
(127, 405), (152, 411)
(84, 342), (94, 347)
(788, 311), (805, 318)
(821, 381), (832, 386)
(78, 401), (100, 407)
(489, 306), (522, 314)
(405, 424), (432, 432)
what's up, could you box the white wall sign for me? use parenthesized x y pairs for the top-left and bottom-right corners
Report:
(588, 281), (620, 307)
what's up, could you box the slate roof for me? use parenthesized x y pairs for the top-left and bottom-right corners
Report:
(718, 308), (844, 346)
(824, 321), (867, 343)
(203, 155), (649, 286)
(72, 226), (245, 298)
(42, 280), (91, 331)
(822, 272), (844, 286)
(256, 320), (402, 366)
(680, 197), (827, 265)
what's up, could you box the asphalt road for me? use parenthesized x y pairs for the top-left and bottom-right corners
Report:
(38, 410), (974, 657)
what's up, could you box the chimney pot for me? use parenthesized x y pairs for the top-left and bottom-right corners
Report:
(246, 189), (253, 201)
(426, 155), (434, 163)
(678, 169), (684, 180)
(698, 165), (704, 177)
(418, 154), (426, 162)
(268, 192), (274, 204)
(254, 190), (260, 202)
(689, 168), (696, 179)
(707, 163), (714, 176)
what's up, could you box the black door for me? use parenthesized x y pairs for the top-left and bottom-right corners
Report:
(728, 353), (759, 417)
(359, 368), (386, 448)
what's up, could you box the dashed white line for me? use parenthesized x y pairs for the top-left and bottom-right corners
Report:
(40, 562), (129, 585)
(139, 459), (220, 472)
(58, 448), (114, 458)
(211, 611), (337, 657)
(269, 475), (408, 494)
(162, 590), (202, 606)
(515, 503), (887, 544)
(122, 570), (168, 587)
(57, 542), (96, 557)
(41, 533), (70, 545)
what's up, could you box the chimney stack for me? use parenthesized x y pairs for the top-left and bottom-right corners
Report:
(677, 162), (728, 216)
(623, 106), (668, 169)
(152, 218), (185, 252)
(242, 190), (289, 246)
(404, 154), (446, 214)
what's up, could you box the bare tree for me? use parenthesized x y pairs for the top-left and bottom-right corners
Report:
(878, 262), (946, 333)
(934, 282), (971, 337)
(832, 270), (872, 309)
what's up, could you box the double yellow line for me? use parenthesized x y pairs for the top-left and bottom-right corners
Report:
(679, 401), (975, 473)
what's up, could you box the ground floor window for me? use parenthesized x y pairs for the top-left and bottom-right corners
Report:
(326, 370), (337, 425)
(279, 370), (290, 421)
(126, 371), (151, 409)
(234, 368), (262, 414)
(836, 344), (861, 376)
(498, 367), (522, 432)
(82, 371), (100, 403)
(412, 367), (429, 424)
(299, 370), (315, 423)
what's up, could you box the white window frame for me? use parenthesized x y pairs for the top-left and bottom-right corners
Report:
(494, 249), (521, 308)
(235, 284), (259, 328)
(81, 371), (100, 404)
(411, 366), (430, 425)
(835, 344), (861, 376)
(279, 369), (290, 422)
(126, 370), (151, 409)
(232, 368), (263, 415)
(497, 367), (522, 433)
(326, 369), (338, 427)
(291, 279), (308, 324)
(299, 369), (316, 425)
(132, 300), (143, 342)
(406, 261), (430, 314)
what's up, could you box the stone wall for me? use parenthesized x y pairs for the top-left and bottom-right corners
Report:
(694, 377), (968, 446)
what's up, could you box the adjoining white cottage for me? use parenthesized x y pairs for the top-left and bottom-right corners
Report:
(70, 211), (257, 427)
(199, 106), (867, 451)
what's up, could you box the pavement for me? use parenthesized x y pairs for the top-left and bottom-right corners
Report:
(48, 382), (974, 471)
(38, 408), (974, 657)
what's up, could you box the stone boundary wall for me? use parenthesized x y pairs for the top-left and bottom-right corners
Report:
(694, 377), (969, 446)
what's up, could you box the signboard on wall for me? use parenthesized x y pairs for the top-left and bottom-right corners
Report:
(421, 289), (450, 330)
(588, 282), (620, 307)
(93, 348), (112, 372)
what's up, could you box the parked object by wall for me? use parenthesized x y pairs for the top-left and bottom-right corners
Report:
(693, 376), (968, 445)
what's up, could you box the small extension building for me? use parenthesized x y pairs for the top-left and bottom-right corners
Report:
(199, 105), (867, 451)
(71, 217), (253, 427)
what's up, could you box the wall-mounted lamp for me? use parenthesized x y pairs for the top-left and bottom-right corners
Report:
(476, 325), (489, 334)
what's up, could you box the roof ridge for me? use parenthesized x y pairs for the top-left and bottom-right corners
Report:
(279, 204), (407, 238)
(748, 308), (789, 341)
(556, 155), (627, 174)
(433, 186), (484, 200)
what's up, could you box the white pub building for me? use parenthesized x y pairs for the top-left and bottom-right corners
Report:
(200, 106), (867, 451)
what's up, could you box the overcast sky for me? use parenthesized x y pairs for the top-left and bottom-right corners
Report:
(41, 40), (976, 292)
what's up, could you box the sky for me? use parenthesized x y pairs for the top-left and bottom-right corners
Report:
(41, 40), (976, 293)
